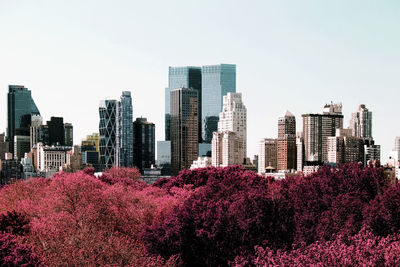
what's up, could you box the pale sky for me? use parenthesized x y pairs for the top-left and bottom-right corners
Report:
(0, 0), (399, 162)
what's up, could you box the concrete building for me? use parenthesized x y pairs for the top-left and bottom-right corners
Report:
(277, 110), (296, 171)
(64, 145), (83, 172)
(170, 87), (199, 176)
(258, 138), (277, 175)
(212, 92), (247, 167)
(35, 143), (71, 176)
(349, 104), (372, 139)
(302, 103), (344, 162)
(327, 129), (364, 164)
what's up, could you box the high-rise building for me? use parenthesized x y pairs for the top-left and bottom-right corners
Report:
(7, 85), (40, 156)
(47, 117), (65, 146)
(277, 110), (296, 171)
(117, 91), (133, 167)
(99, 100), (118, 170)
(202, 64), (236, 143)
(170, 87), (198, 176)
(133, 117), (155, 173)
(99, 92), (134, 170)
(258, 138), (277, 175)
(64, 123), (73, 146)
(349, 104), (372, 139)
(302, 103), (344, 162)
(165, 66), (202, 141)
(212, 92), (246, 167)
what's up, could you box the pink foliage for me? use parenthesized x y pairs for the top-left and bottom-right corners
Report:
(233, 228), (400, 266)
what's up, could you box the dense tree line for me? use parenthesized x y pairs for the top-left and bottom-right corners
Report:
(0, 164), (398, 266)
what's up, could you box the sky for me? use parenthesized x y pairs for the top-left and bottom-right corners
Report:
(0, 0), (399, 163)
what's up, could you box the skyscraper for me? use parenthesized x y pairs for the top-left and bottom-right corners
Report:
(47, 117), (65, 146)
(202, 64), (236, 143)
(212, 92), (246, 167)
(117, 91), (133, 167)
(396, 137), (400, 153)
(133, 117), (155, 173)
(170, 87), (198, 176)
(99, 100), (118, 170)
(277, 110), (296, 171)
(302, 103), (344, 162)
(7, 85), (40, 156)
(165, 66), (201, 141)
(349, 104), (372, 139)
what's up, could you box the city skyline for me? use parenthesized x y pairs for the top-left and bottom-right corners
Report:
(0, 1), (399, 163)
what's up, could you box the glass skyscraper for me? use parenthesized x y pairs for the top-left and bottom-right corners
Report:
(170, 87), (198, 176)
(165, 66), (201, 141)
(118, 91), (133, 167)
(201, 64), (236, 143)
(7, 85), (40, 155)
(99, 92), (133, 170)
(99, 100), (118, 170)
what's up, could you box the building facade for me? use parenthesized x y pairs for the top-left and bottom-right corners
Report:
(201, 64), (236, 143)
(212, 92), (247, 167)
(277, 110), (296, 171)
(133, 117), (155, 173)
(349, 104), (372, 139)
(170, 88), (198, 176)
(302, 103), (344, 162)
(64, 123), (73, 146)
(258, 138), (277, 175)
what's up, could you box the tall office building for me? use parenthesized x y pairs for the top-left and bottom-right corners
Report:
(212, 93), (246, 167)
(99, 100), (118, 170)
(258, 138), (277, 175)
(302, 103), (344, 162)
(64, 123), (73, 146)
(133, 117), (155, 173)
(165, 66), (202, 141)
(170, 88), (198, 176)
(277, 110), (296, 171)
(202, 64), (236, 143)
(7, 85), (40, 156)
(99, 92), (133, 170)
(117, 91), (133, 167)
(349, 104), (372, 139)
